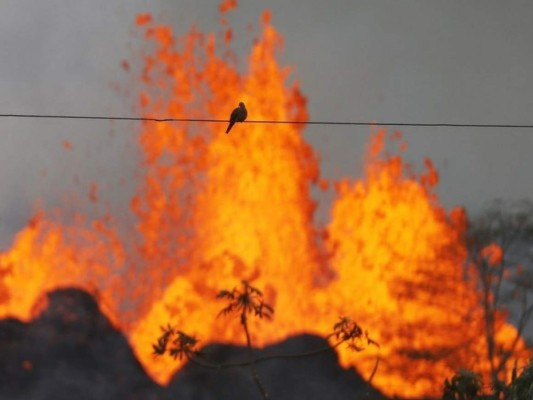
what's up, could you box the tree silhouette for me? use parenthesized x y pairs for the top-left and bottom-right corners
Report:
(153, 280), (379, 399)
(466, 200), (533, 394)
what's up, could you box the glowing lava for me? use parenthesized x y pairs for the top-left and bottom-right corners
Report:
(0, 4), (529, 398)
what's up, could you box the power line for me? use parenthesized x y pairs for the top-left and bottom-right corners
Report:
(1, 113), (533, 129)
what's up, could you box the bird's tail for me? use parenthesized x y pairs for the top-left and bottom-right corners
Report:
(225, 122), (235, 134)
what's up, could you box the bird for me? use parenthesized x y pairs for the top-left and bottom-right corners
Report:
(225, 102), (247, 134)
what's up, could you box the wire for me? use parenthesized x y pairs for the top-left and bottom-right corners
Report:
(1, 113), (533, 129)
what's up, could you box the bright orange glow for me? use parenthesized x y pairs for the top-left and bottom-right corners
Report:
(481, 243), (504, 265)
(219, 0), (238, 14)
(324, 131), (530, 395)
(0, 212), (124, 327)
(0, 6), (529, 399)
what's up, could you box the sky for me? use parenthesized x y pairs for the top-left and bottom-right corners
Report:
(1, 0), (533, 243)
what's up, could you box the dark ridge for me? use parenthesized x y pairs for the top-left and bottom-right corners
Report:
(167, 334), (386, 400)
(0, 288), (159, 400)
(0, 287), (388, 400)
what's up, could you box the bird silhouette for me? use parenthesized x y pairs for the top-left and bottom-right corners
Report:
(225, 102), (247, 134)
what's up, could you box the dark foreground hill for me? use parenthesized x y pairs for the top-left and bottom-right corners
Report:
(0, 288), (386, 400)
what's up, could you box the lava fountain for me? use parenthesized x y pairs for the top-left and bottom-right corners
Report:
(0, 4), (529, 398)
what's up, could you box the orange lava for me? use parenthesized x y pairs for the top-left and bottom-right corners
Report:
(0, 5), (529, 399)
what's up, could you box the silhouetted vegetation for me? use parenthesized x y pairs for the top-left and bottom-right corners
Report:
(465, 200), (533, 395)
(153, 280), (379, 399)
(442, 361), (533, 400)
(443, 200), (533, 399)
(443, 369), (483, 400)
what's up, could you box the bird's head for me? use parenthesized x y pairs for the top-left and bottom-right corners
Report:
(238, 102), (245, 108)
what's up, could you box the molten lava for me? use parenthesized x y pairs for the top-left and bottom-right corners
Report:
(0, 4), (529, 398)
